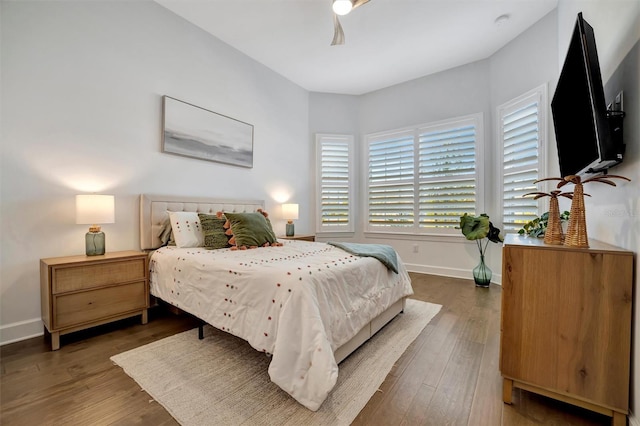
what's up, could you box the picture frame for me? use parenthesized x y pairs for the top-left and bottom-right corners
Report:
(162, 96), (254, 168)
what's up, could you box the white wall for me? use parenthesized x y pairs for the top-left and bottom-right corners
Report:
(359, 59), (495, 278)
(556, 3), (640, 244)
(490, 9), (559, 201)
(308, 92), (360, 241)
(309, 11), (559, 280)
(0, 1), (310, 344)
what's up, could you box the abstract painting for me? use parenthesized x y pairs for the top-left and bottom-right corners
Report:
(162, 96), (253, 168)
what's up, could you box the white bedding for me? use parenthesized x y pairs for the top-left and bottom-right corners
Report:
(149, 240), (413, 411)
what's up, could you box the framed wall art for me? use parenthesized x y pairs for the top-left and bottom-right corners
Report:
(162, 96), (254, 168)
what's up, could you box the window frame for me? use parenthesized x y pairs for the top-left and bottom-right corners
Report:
(364, 113), (484, 237)
(315, 133), (356, 234)
(366, 128), (416, 232)
(496, 84), (548, 233)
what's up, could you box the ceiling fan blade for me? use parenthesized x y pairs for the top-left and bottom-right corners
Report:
(351, 0), (370, 10)
(331, 13), (345, 46)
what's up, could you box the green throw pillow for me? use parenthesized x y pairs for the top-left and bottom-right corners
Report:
(198, 213), (230, 249)
(225, 212), (278, 247)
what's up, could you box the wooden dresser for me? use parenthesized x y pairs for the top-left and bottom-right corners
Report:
(500, 234), (633, 426)
(40, 250), (149, 350)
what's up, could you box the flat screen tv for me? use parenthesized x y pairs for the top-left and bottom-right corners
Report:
(551, 12), (625, 178)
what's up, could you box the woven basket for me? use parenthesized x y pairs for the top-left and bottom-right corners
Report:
(564, 181), (589, 248)
(544, 194), (564, 245)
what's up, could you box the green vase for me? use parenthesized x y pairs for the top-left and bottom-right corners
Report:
(85, 230), (105, 256)
(473, 255), (491, 287)
(286, 222), (294, 237)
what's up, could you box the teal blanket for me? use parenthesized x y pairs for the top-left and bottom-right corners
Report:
(327, 242), (398, 274)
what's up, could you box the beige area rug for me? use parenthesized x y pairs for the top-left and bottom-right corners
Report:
(111, 299), (441, 426)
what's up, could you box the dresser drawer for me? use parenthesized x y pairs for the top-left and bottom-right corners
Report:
(53, 281), (147, 329)
(52, 257), (147, 294)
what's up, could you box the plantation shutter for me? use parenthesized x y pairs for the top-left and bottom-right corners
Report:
(365, 114), (482, 234)
(501, 94), (543, 232)
(367, 131), (415, 228)
(316, 135), (354, 233)
(418, 123), (477, 229)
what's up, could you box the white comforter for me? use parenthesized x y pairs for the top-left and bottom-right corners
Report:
(149, 240), (414, 411)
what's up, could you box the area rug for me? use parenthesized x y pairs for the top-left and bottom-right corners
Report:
(111, 299), (441, 426)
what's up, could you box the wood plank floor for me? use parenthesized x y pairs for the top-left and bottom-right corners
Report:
(1, 273), (613, 425)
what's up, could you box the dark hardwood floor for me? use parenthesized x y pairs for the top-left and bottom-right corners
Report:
(1, 273), (613, 425)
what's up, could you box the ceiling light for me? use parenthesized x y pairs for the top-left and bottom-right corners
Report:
(332, 0), (353, 16)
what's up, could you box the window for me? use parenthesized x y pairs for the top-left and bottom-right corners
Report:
(366, 114), (483, 234)
(367, 130), (415, 228)
(498, 85), (546, 232)
(315, 134), (355, 233)
(418, 119), (479, 229)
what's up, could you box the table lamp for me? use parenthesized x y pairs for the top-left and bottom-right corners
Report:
(76, 194), (115, 256)
(282, 203), (299, 237)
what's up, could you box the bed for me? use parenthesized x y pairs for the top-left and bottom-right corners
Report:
(140, 194), (414, 411)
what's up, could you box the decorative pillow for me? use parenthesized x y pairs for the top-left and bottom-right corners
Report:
(168, 211), (203, 248)
(224, 210), (279, 249)
(157, 217), (176, 247)
(198, 213), (230, 249)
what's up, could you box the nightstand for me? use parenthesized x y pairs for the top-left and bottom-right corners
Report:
(40, 250), (149, 350)
(279, 234), (315, 242)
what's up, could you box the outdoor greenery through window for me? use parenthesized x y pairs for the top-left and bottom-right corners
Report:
(366, 114), (483, 234)
(315, 134), (354, 233)
(498, 86), (546, 232)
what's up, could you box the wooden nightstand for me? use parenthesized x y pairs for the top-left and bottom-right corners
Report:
(279, 234), (315, 242)
(40, 250), (149, 350)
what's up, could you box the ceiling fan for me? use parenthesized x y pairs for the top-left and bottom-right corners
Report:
(331, 0), (370, 46)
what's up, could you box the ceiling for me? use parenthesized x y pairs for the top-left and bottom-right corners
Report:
(155, 0), (558, 95)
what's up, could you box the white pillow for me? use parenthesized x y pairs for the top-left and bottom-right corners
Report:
(168, 211), (204, 248)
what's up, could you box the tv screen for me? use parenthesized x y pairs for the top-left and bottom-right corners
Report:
(551, 12), (623, 177)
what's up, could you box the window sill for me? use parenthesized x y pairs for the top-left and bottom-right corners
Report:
(315, 231), (356, 239)
(363, 231), (469, 244)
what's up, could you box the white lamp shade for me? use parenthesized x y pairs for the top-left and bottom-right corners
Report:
(332, 0), (353, 15)
(282, 203), (299, 220)
(76, 194), (115, 225)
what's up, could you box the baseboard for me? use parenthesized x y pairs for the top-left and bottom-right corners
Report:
(0, 317), (44, 346)
(629, 411), (639, 426)
(405, 263), (502, 285)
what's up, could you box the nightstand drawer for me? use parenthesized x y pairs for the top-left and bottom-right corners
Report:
(52, 257), (147, 294)
(54, 281), (147, 329)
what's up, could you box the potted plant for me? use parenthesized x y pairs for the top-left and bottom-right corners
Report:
(518, 210), (570, 238)
(459, 213), (503, 287)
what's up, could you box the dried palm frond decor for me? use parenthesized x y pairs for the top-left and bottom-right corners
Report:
(523, 189), (573, 245)
(563, 176), (589, 247)
(539, 174), (631, 248)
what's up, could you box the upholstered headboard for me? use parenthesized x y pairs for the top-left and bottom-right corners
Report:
(140, 194), (265, 250)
